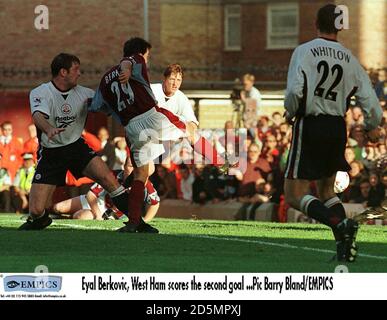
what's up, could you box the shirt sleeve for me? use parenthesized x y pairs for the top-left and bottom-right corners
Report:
(177, 91), (199, 125)
(30, 86), (50, 117)
(250, 87), (261, 105)
(284, 47), (305, 118)
(354, 61), (383, 131)
(89, 88), (111, 114)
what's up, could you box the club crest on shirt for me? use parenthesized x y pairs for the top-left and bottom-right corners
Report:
(61, 103), (72, 115)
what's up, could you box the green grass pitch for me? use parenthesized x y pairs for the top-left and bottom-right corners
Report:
(0, 214), (386, 273)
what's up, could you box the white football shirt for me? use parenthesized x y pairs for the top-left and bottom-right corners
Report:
(30, 81), (94, 148)
(151, 83), (199, 125)
(285, 38), (382, 131)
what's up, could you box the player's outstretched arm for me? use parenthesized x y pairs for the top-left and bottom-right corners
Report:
(284, 48), (304, 119)
(355, 62), (383, 132)
(32, 111), (65, 140)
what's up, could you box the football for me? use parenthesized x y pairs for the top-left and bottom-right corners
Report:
(334, 171), (350, 193)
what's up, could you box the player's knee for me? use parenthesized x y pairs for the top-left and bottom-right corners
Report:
(52, 203), (60, 213)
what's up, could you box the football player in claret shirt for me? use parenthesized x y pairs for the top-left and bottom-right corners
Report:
(90, 38), (232, 233)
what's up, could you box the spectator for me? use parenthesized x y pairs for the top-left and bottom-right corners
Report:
(151, 165), (177, 200)
(368, 172), (385, 207)
(349, 125), (366, 157)
(201, 165), (225, 202)
(218, 121), (238, 148)
(11, 153), (36, 213)
(192, 165), (209, 204)
(361, 143), (378, 171)
(23, 124), (39, 162)
(271, 111), (283, 129)
(352, 179), (372, 207)
(0, 166), (12, 213)
(255, 116), (271, 142)
(97, 127), (116, 169)
(262, 133), (280, 168)
(344, 146), (356, 164)
(234, 143), (272, 198)
(349, 106), (364, 128)
(113, 137), (128, 170)
(241, 73), (262, 129)
(279, 122), (291, 139)
(235, 178), (271, 220)
(342, 160), (366, 202)
(378, 142), (386, 158)
(177, 164), (194, 201)
(0, 121), (23, 182)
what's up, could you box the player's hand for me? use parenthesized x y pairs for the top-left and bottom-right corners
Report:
(47, 127), (65, 140)
(85, 98), (93, 108)
(283, 111), (294, 125)
(366, 127), (381, 143)
(119, 69), (130, 84)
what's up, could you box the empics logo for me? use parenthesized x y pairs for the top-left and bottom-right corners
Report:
(3, 276), (62, 292)
(6, 280), (20, 289)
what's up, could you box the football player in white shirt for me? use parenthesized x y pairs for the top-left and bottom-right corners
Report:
(151, 64), (228, 167)
(283, 4), (383, 262)
(19, 53), (129, 231)
(151, 64), (199, 140)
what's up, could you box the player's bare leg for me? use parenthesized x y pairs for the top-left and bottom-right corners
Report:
(82, 156), (129, 215)
(284, 178), (311, 210)
(53, 197), (83, 216)
(83, 157), (120, 192)
(73, 209), (99, 220)
(19, 183), (55, 230)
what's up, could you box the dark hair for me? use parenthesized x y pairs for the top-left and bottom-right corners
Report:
(51, 53), (80, 77)
(316, 4), (341, 34)
(163, 64), (183, 78)
(1, 121), (12, 128)
(123, 37), (152, 57)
